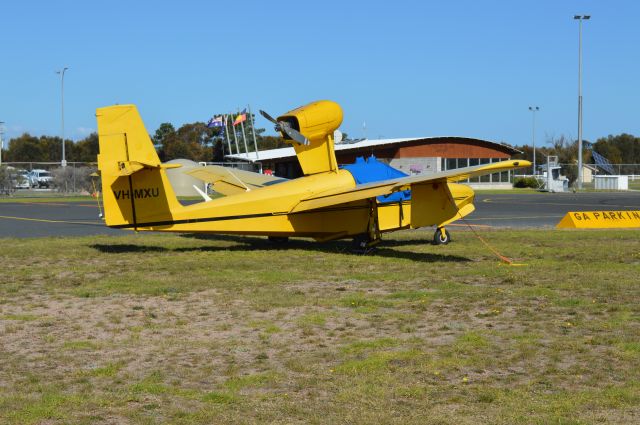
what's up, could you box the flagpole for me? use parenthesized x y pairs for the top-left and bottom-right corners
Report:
(231, 111), (240, 155)
(223, 115), (232, 158)
(238, 108), (249, 156)
(248, 104), (260, 160)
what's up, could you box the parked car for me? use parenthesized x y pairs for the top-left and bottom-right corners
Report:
(28, 169), (53, 188)
(13, 170), (30, 189)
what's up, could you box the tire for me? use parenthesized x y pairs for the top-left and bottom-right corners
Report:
(352, 233), (370, 251)
(433, 228), (451, 245)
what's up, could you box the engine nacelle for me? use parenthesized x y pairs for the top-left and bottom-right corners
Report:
(277, 100), (343, 142)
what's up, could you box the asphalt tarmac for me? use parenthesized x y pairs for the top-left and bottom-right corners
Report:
(465, 191), (640, 228)
(0, 192), (639, 238)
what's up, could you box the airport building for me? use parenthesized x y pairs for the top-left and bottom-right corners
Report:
(226, 137), (521, 189)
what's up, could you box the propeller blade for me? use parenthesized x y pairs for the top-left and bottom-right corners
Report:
(260, 109), (309, 145)
(259, 110), (278, 124)
(260, 109), (284, 134)
(280, 122), (309, 146)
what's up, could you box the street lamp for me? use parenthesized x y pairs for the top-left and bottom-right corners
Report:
(56, 67), (69, 167)
(0, 121), (4, 167)
(574, 15), (590, 189)
(528, 106), (539, 175)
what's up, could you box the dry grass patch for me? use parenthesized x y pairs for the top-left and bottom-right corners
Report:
(0, 229), (639, 424)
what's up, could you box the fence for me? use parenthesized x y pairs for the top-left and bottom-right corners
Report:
(517, 163), (640, 190)
(2, 160), (638, 196)
(0, 160), (262, 196)
(1, 162), (97, 194)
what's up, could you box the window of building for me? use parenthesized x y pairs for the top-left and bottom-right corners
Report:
(440, 157), (513, 183)
(446, 158), (457, 171)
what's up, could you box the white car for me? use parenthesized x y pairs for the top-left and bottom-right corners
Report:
(28, 169), (53, 188)
(14, 170), (30, 189)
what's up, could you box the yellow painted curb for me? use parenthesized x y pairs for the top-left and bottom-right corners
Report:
(556, 211), (640, 229)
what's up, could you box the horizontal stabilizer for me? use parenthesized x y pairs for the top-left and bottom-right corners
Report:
(117, 160), (181, 177)
(187, 166), (286, 196)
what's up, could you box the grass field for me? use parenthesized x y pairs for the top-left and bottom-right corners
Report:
(1, 229), (639, 424)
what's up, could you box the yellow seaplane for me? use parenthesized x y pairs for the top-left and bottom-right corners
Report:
(97, 100), (529, 250)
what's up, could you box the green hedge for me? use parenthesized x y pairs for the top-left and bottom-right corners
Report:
(513, 177), (540, 188)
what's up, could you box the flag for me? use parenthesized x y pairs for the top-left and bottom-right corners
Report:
(207, 115), (224, 128)
(233, 109), (247, 126)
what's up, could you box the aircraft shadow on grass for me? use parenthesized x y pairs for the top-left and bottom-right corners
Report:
(89, 233), (471, 264)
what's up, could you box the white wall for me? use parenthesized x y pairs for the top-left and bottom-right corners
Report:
(389, 157), (440, 175)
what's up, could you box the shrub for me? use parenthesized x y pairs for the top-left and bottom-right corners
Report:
(0, 165), (14, 194)
(513, 177), (540, 189)
(51, 166), (97, 193)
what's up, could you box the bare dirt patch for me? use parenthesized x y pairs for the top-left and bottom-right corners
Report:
(1, 230), (639, 424)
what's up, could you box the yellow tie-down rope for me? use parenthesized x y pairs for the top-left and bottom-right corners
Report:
(457, 212), (527, 267)
(91, 177), (104, 219)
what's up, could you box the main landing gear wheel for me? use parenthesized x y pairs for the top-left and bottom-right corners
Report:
(351, 198), (383, 254)
(433, 227), (451, 245)
(352, 234), (370, 251)
(351, 233), (379, 253)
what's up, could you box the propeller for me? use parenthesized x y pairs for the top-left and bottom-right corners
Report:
(259, 110), (309, 146)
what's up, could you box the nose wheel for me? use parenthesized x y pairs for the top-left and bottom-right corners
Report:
(433, 227), (451, 245)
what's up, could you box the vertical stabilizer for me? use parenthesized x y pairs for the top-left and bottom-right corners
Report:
(96, 105), (182, 229)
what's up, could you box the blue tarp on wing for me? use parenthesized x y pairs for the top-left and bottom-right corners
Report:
(340, 155), (412, 203)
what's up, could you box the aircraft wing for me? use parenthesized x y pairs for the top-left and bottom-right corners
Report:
(186, 166), (286, 196)
(290, 159), (531, 213)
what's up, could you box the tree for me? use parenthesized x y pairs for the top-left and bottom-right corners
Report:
(256, 135), (288, 150)
(152, 123), (176, 161)
(162, 133), (190, 160)
(4, 134), (45, 162)
(39, 136), (63, 161)
(515, 134), (602, 184)
(516, 133), (640, 179)
(592, 139), (622, 164)
(592, 134), (640, 173)
(158, 122), (223, 162)
(153, 112), (289, 161)
(544, 135), (591, 185)
(4, 134), (88, 163)
(70, 133), (99, 162)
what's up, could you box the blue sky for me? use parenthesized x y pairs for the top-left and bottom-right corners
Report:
(0, 0), (638, 148)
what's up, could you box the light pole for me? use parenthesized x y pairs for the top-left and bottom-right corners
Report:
(0, 121), (4, 167)
(528, 106), (539, 175)
(56, 67), (69, 167)
(574, 15), (590, 189)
